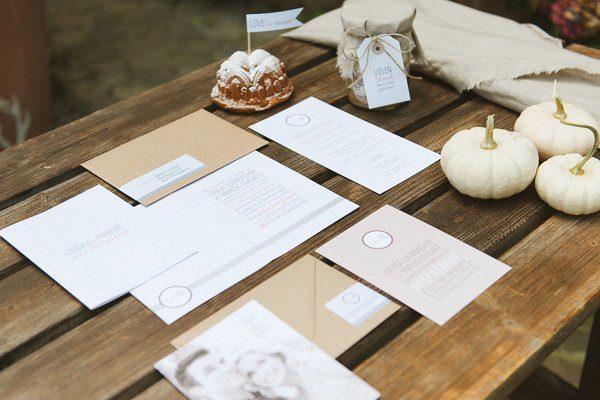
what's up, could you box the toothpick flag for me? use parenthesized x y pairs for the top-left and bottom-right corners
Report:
(246, 8), (303, 33)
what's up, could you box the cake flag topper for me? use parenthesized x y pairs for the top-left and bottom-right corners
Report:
(246, 8), (303, 53)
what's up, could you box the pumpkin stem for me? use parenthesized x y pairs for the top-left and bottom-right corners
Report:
(551, 84), (599, 175)
(553, 96), (568, 120)
(480, 114), (497, 150)
(552, 80), (568, 120)
(562, 120), (599, 175)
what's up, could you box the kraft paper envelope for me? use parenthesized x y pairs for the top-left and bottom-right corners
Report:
(82, 110), (267, 205)
(172, 255), (399, 357)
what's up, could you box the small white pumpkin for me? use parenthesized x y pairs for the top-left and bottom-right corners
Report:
(514, 83), (599, 160)
(441, 115), (539, 199)
(535, 115), (600, 215)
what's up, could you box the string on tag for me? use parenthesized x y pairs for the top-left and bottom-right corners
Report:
(340, 25), (421, 89)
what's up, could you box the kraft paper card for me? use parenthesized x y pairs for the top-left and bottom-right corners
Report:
(82, 110), (267, 205)
(172, 255), (399, 357)
(317, 205), (511, 325)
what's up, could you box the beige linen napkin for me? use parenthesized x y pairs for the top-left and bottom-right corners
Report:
(284, 0), (600, 120)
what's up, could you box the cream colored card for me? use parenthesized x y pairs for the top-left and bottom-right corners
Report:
(317, 205), (511, 325)
(172, 255), (399, 357)
(82, 110), (267, 205)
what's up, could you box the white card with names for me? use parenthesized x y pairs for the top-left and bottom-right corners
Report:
(0, 186), (198, 309)
(357, 35), (410, 109)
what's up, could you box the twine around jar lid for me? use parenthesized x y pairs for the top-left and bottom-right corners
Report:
(339, 25), (420, 88)
(336, 0), (426, 83)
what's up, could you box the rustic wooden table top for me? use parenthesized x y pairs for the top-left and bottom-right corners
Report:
(0, 38), (599, 400)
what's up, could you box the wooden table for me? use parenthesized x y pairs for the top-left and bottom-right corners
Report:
(0, 38), (598, 400)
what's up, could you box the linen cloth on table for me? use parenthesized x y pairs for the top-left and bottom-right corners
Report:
(283, 0), (600, 121)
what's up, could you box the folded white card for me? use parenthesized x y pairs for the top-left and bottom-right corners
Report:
(0, 186), (197, 309)
(317, 205), (511, 325)
(132, 152), (358, 324)
(250, 97), (440, 194)
(155, 300), (380, 400)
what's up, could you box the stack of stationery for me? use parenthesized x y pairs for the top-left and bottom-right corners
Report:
(0, 89), (514, 400)
(132, 152), (358, 324)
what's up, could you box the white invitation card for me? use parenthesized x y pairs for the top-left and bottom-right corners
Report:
(250, 97), (440, 194)
(132, 152), (358, 324)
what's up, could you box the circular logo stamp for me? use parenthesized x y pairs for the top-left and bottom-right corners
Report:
(362, 230), (393, 249)
(342, 292), (361, 305)
(285, 114), (310, 127)
(159, 286), (192, 308)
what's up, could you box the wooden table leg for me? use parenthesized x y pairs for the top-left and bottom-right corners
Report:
(578, 310), (600, 400)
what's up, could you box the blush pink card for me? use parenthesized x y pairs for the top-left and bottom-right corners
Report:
(317, 205), (511, 325)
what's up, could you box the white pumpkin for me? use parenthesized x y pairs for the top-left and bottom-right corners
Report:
(441, 115), (539, 199)
(514, 85), (599, 160)
(535, 116), (600, 215)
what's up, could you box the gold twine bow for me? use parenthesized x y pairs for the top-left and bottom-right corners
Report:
(340, 25), (421, 89)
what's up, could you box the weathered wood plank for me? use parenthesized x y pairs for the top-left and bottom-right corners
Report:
(0, 38), (334, 207)
(354, 212), (600, 399)
(135, 379), (185, 400)
(567, 43), (600, 60)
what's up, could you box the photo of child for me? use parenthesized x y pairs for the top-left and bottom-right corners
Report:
(155, 300), (380, 400)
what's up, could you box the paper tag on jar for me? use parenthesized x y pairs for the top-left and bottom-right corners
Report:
(357, 35), (411, 109)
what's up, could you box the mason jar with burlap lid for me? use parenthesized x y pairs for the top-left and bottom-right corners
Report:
(336, 0), (425, 110)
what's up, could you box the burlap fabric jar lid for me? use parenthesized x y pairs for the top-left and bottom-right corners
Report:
(336, 0), (425, 81)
